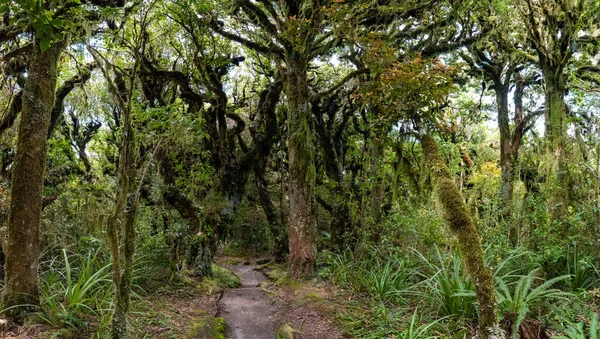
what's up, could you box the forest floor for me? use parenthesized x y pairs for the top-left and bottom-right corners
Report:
(217, 257), (347, 339)
(219, 262), (280, 338)
(0, 256), (347, 338)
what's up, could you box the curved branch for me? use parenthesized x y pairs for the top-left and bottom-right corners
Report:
(210, 20), (284, 58)
(314, 68), (369, 99)
(48, 62), (97, 138)
(0, 92), (22, 136)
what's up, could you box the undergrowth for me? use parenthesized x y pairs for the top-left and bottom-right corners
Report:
(318, 244), (598, 338)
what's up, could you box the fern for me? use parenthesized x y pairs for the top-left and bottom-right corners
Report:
(497, 269), (572, 339)
(555, 312), (600, 339)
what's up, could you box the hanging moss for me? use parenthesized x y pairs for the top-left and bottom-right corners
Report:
(421, 134), (502, 339)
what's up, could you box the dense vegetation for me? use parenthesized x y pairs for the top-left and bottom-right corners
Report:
(1, 0), (600, 338)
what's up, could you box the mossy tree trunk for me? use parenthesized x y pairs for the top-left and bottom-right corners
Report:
(496, 83), (515, 219)
(286, 53), (317, 278)
(368, 135), (385, 244)
(2, 40), (64, 320)
(521, 0), (578, 232)
(105, 92), (137, 339)
(312, 96), (354, 251)
(421, 134), (502, 339)
(91, 47), (139, 338)
(255, 162), (288, 262)
(249, 81), (287, 262)
(543, 71), (569, 230)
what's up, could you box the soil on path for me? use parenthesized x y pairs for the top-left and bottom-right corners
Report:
(219, 263), (280, 339)
(218, 259), (347, 339)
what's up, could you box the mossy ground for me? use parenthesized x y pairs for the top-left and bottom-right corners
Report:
(275, 323), (295, 339)
(254, 261), (346, 338)
(185, 311), (226, 339)
(126, 264), (238, 338)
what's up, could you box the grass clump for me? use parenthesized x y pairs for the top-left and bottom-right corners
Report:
(196, 264), (241, 293)
(211, 264), (241, 288)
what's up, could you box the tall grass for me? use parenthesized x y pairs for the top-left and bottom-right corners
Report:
(319, 247), (413, 303)
(38, 248), (113, 329)
(414, 248), (476, 320)
(566, 243), (598, 292)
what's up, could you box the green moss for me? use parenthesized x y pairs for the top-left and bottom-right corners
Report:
(275, 323), (296, 339)
(422, 134), (499, 338)
(211, 264), (241, 288)
(48, 328), (73, 339)
(261, 264), (303, 289)
(222, 257), (244, 265)
(304, 291), (323, 303)
(186, 312), (226, 339)
(196, 264), (241, 294)
(176, 264), (240, 295)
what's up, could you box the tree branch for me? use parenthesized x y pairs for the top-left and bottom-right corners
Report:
(209, 20), (284, 58)
(315, 68), (368, 99)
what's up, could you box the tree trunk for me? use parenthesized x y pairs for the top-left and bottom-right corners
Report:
(107, 110), (137, 338)
(544, 75), (569, 230)
(285, 53), (317, 279)
(2, 40), (64, 320)
(496, 85), (515, 218)
(421, 134), (502, 339)
(254, 163), (288, 262)
(495, 84), (520, 246)
(368, 137), (385, 244)
(188, 228), (217, 277)
(94, 52), (139, 339)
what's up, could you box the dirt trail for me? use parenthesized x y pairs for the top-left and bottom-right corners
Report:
(220, 264), (280, 339)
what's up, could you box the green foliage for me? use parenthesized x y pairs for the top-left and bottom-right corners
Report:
(566, 244), (598, 292)
(496, 270), (572, 338)
(414, 248), (477, 321)
(368, 258), (409, 303)
(211, 265), (241, 289)
(383, 203), (447, 249)
(318, 247), (413, 304)
(402, 308), (448, 339)
(554, 312), (600, 339)
(37, 249), (112, 329)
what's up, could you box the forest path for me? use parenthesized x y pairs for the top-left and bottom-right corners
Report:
(219, 263), (281, 339)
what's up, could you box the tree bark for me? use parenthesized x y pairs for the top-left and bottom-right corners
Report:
(2, 40), (64, 320)
(286, 53), (317, 278)
(543, 73), (569, 229)
(106, 102), (137, 339)
(368, 136), (385, 244)
(421, 134), (502, 339)
(254, 162), (288, 262)
(92, 49), (139, 339)
(496, 84), (515, 218)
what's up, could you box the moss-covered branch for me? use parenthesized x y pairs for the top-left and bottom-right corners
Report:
(421, 134), (502, 339)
